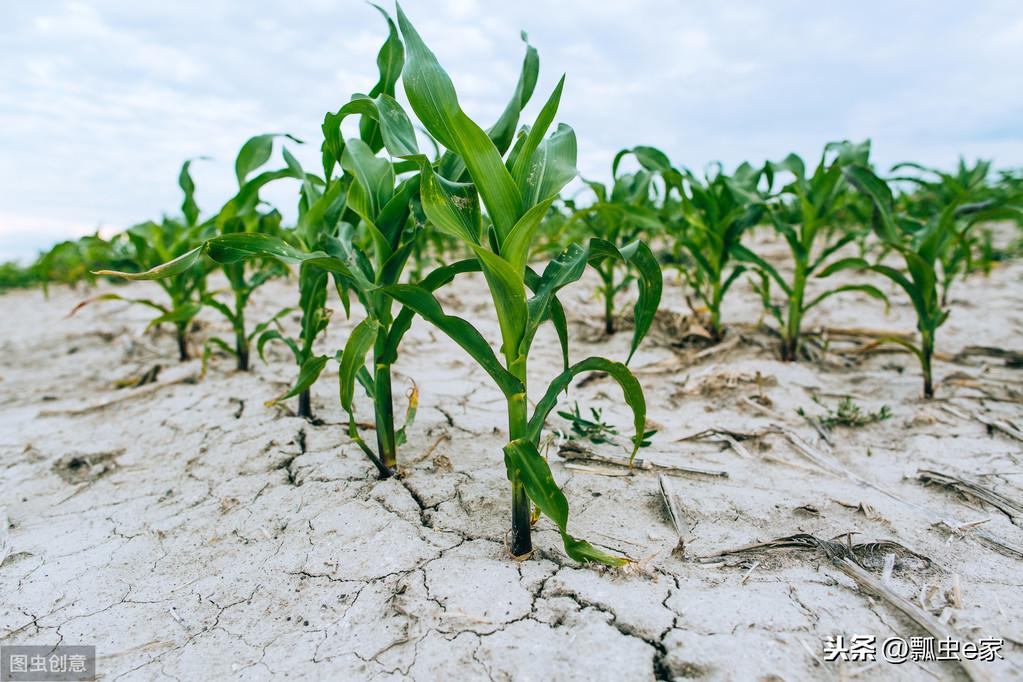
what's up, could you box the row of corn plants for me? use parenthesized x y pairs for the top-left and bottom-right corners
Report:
(89, 4), (661, 565)
(25, 4), (1022, 563)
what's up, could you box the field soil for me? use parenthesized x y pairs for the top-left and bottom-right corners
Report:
(2, 230), (1022, 681)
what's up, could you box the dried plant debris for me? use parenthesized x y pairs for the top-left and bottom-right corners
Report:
(940, 403), (1023, 441)
(557, 442), (729, 478)
(698, 533), (933, 574)
(52, 449), (123, 485)
(942, 372), (1023, 403)
(658, 474), (696, 554)
(834, 560), (993, 682)
(919, 469), (1023, 524)
(953, 345), (1023, 368)
(833, 499), (892, 526)
(0, 508), (10, 568)
(682, 370), (777, 397)
(113, 364), (162, 389)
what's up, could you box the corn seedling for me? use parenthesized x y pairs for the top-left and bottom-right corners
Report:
(381, 6), (661, 565)
(80, 161), (211, 360)
(667, 161), (765, 340)
(99, 8), (434, 477)
(36, 233), (134, 297)
(244, 8), (410, 420)
(739, 141), (888, 360)
(829, 164), (1023, 397)
(560, 149), (667, 334)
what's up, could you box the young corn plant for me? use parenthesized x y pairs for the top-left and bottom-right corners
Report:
(740, 140), (888, 360)
(891, 158), (1009, 305)
(100, 135), (303, 372)
(383, 7), (661, 565)
(559, 150), (666, 335)
(37, 233), (134, 296)
(201, 134), (306, 371)
(830, 165), (1022, 397)
(96, 6), (547, 477)
(247, 161), (344, 420)
(80, 160), (211, 361)
(246, 8), (407, 420)
(668, 162), (765, 340)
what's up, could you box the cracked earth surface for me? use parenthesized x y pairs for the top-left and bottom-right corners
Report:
(2, 231), (1022, 680)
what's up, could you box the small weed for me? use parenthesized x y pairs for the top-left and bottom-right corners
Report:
(557, 402), (657, 449)
(798, 395), (892, 429)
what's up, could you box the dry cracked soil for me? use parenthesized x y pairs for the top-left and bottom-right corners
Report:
(2, 229), (1023, 681)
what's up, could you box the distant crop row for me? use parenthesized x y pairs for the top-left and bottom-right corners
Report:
(12, 4), (1022, 565)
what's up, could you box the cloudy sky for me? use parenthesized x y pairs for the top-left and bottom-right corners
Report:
(2, 1), (1022, 261)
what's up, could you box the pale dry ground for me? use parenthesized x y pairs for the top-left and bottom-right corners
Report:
(1, 230), (1022, 681)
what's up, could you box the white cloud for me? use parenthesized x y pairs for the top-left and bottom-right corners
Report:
(1, 0), (1021, 261)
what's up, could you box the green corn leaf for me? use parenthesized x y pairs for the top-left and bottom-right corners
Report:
(500, 198), (555, 276)
(94, 246), (203, 281)
(732, 244), (791, 294)
(509, 77), (564, 189)
(360, 4), (405, 149)
(297, 178), (345, 248)
(503, 439), (628, 567)
(520, 123), (578, 210)
(368, 4), (403, 97)
(419, 165), (482, 245)
(719, 264), (749, 298)
(203, 233), (366, 287)
(201, 293), (238, 326)
(322, 94), (419, 179)
(439, 31), (540, 180)
(863, 262), (931, 325)
(396, 5), (522, 242)
(249, 305), (299, 344)
(202, 336), (238, 377)
(487, 31), (539, 155)
(356, 366), (376, 401)
(872, 335), (926, 363)
(267, 354), (329, 407)
(179, 159), (200, 227)
(841, 165), (899, 241)
(588, 239), (661, 362)
(523, 244), (589, 354)
(375, 174), (419, 250)
(381, 283), (524, 397)
(256, 329), (301, 364)
(235, 133), (301, 187)
(220, 168), (302, 223)
(815, 256), (871, 278)
(526, 356), (646, 458)
(342, 138), (396, 220)
(338, 319), (378, 411)
(613, 145), (675, 179)
(381, 258), (483, 364)
(804, 284), (889, 312)
(468, 246), (529, 360)
(67, 292), (169, 317)
(144, 301), (203, 332)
